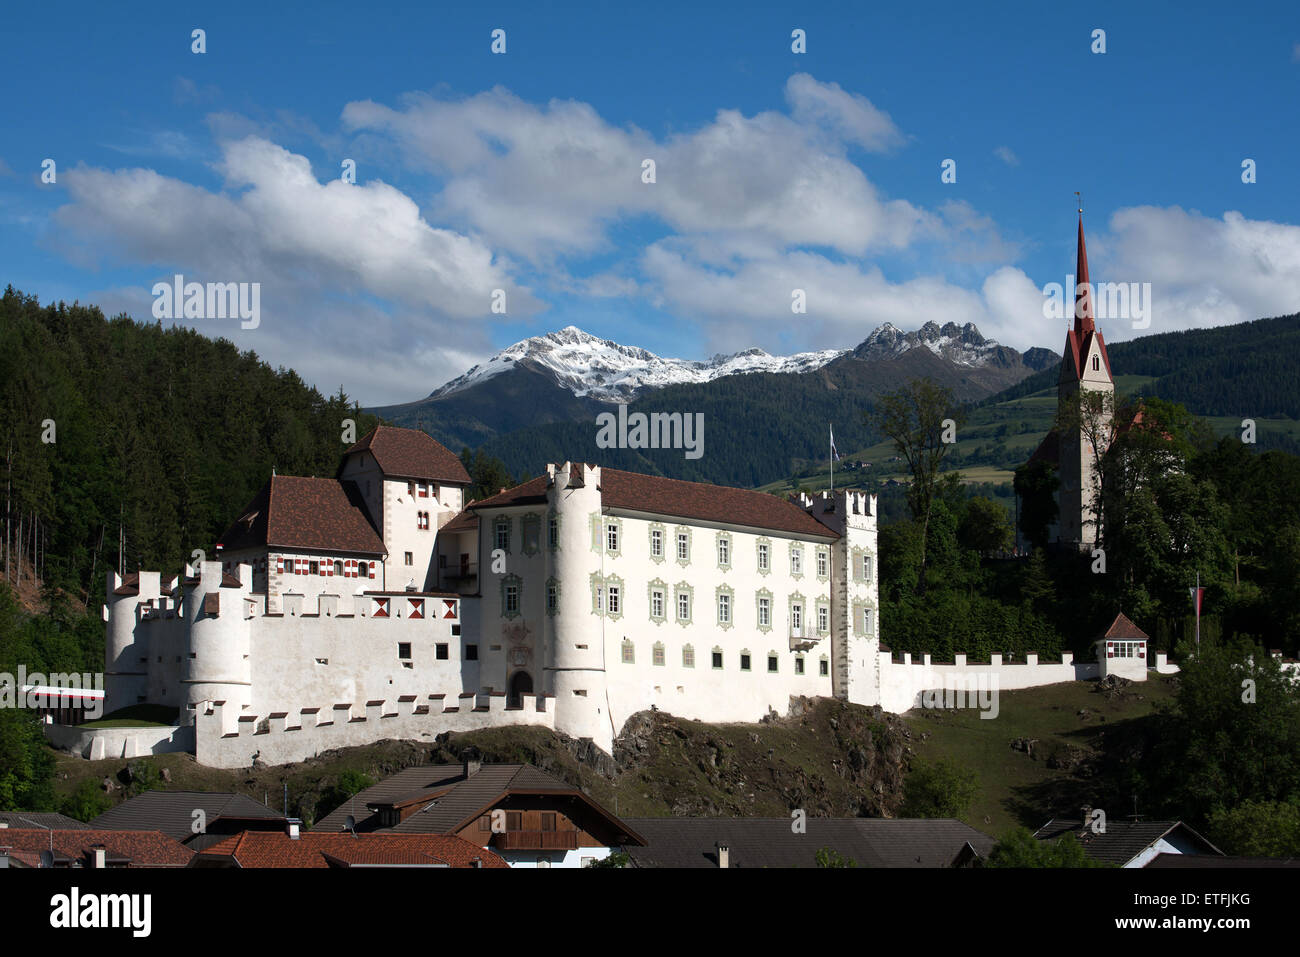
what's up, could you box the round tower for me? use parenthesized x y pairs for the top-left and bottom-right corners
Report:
(182, 560), (252, 724)
(545, 462), (612, 750)
(103, 570), (150, 715)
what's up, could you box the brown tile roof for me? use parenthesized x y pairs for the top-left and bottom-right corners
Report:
(1033, 819), (1221, 866)
(469, 466), (837, 539)
(440, 510), (479, 534)
(622, 818), (995, 868)
(1101, 612), (1150, 641)
(0, 812), (91, 830)
(194, 831), (508, 868)
(312, 763), (644, 845)
(91, 791), (286, 842)
(216, 476), (386, 556)
(345, 425), (471, 484)
(0, 828), (194, 867)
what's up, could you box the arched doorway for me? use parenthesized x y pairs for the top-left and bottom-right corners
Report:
(508, 671), (534, 708)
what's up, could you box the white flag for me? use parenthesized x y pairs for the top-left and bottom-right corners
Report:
(830, 424), (840, 461)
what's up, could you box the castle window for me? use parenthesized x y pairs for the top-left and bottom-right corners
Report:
(309, 560), (319, 575)
(717, 592), (731, 625)
(436, 644), (449, 660)
(650, 587), (665, 621)
(501, 575), (521, 619)
(607, 585), (621, 615)
(466, 644), (479, 661)
(768, 654), (779, 673)
(790, 547), (803, 577)
(653, 643), (665, 667)
(522, 514), (541, 555)
(546, 581), (558, 615)
(494, 518), (511, 553)
(548, 515), (559, 549)
(398, 643), (411, 660)
(358, 561), (369, 578)
(795, 656), (805, 675)
(676, 530), (690, 562)
(683, 645), (695, 668)
(405, 552), (413, 566)
(740, 653), (751, 672)
(712, 650), (723, 669)
(756, 541), (770, 573)
(1092, 355), (1100, 372)
(622, 640), (635, 664)
(757, 596), (771, 629)
(820, 659), (829, 676)
(676, 590), (691, 623)
(817, 604), (829, 634)
(791, 601), (804, 637)
(863, 555), (873, 580)
(650, 527), (663, 559)
(862, 608), (872, 635)
(334, 560), (343, 577)
(606, 523), (619, 553)
(816, 549), (828, 579)
(716, 534), (731, 569)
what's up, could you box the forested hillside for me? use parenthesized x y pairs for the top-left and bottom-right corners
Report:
(0, 286), (380, 607)
(985, 312), (1300, 417)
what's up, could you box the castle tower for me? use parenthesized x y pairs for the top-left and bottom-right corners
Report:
(801, 489), (880, 706)
(181, 560), (252, 723)
(544, 462), (612, 750)
(103, 571), (154, 715)
(1056, 210), (1115, 549)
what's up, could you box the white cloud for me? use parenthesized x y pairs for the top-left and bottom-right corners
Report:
(783, 73), (906, 152)
(993, 145), (1019, 166)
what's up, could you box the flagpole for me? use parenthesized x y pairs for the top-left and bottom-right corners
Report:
(830, 425), (834, 495)
(1195, 571), (1200, 651)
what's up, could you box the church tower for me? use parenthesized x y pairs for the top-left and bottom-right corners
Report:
(1055, 208), (1114, 549)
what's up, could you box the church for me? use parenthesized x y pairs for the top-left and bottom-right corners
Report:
(1025, 210), (1116, 551)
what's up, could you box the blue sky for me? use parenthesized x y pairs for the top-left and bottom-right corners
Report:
(4, 0), (1299, 404)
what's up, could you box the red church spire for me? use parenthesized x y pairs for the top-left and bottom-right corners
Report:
(1075, 199), (1095, 334)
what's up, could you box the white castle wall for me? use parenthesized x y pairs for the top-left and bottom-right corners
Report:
(45, 722), (193, 760)
(194, 691), (554, 769)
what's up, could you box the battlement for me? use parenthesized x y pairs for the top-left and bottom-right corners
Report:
(194, 691), (555, 769)
(547, 460), (600, 491)
(793, 489), (877, 526)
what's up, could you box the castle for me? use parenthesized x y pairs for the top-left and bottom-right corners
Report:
(102, 426), (885, 766)
(96, 216), (1175, 770)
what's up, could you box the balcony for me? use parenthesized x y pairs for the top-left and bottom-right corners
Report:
(493, 830), (579, 851)
(790, 632), (821, 652)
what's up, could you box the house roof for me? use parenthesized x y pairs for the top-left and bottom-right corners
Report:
(0, 812), (91, 830)
(216, 475), (386, 556)
(312, 763), (644, 845)
(1027, 429), (1060, 468)
(469, 465), (837, 539)
(440, 510), (479, 534)
(1033, 819), (1222, 866)
(621, 818), (995, 868)
(91, 791), (286, 842)
(0, 828), (193, 867)
(344, 425), (470, 485)
(1099, 612), (1150, 642)
(1147, 853), (1300, 868)
(193, 831), (508, 868)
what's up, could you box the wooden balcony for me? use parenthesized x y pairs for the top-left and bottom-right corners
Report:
(494, 830), (579, 851)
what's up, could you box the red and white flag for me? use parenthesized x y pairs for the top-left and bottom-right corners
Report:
(1188, 585), (1204, 615)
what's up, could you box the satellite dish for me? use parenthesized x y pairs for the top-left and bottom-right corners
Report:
(345, 814), (356, 836)
(40, 850), (54, 868)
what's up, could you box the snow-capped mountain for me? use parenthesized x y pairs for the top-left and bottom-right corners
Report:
(853, 321), (1004, 367)
(429, 325), (847, 402)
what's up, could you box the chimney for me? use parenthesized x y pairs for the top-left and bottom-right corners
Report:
(716, 842), (730, 869)
(463, 756), (481, 779)
(286, 818), (302, 840)
(92, 845), (107, 869)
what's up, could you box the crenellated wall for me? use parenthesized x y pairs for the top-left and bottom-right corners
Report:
(194, 691), (555, 769)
